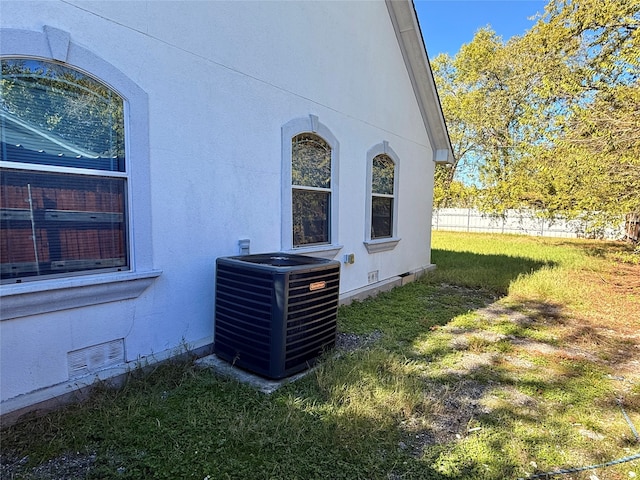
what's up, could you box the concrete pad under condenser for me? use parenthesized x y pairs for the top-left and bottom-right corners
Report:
(194, 354), (314, 394)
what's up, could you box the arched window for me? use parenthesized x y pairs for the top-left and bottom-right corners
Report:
(291, 133), (331, 246)
(364, 142), (400, 253)
(370, 154), (395, 239)
(0, 26), (157, 319)
(1, 58), (127, 282)
(281, 115), (340, 255)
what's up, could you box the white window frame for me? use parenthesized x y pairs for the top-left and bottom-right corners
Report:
(281, 115), (342, 259)
(364, 141), (401, 253)
(0, 26), (160, 320)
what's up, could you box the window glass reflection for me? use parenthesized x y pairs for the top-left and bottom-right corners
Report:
(292, 133), (331, 189)
(1, 59), (125, 172)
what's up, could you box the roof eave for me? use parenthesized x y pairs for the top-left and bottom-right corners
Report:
(386, 0), (455, 165)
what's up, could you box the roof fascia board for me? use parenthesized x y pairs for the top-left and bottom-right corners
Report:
(386, 0), (454, 164)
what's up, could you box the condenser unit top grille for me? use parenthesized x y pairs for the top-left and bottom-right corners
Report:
(220, 253), (337, 268)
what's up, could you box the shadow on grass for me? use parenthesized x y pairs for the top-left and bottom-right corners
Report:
(428, 249), (554, 295)
(335, 294), (635, 478)
(334, 248), (638, 479)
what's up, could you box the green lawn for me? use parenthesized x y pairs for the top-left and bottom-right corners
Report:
(2, 231), (639, 479)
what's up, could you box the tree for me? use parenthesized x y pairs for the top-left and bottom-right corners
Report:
(430, 30), (523, 209)
(431, 0), (640, 229)
(515, 0), (640, 223)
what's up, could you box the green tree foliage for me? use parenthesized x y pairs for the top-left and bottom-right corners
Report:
(431, 0), (640, 228)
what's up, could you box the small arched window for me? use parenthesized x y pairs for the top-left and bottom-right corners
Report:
(364, 142), (400, 253)
(1, 58), (128, 282)
(370, 154), (395, 239)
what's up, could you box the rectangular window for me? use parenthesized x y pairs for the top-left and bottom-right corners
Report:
(1, 169), (127, 280)
(371, 196), (393, 239)
(292, 189), (330, 246)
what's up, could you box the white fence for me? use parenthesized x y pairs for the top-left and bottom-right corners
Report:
(432, 208), (624, 240)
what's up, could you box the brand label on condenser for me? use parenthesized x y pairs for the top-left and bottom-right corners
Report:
(309, 281), (326, 291)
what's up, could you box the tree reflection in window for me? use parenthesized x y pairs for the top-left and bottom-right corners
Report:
(371, 154), (394, 239)
(292, 133), (331, 246)
(1, 58), (125, 170)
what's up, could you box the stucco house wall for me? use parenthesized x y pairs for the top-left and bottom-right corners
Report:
(0, 0), (453, 419)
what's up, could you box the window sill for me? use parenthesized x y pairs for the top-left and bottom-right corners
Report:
(0, 270), (162, 321)
(288, 244), (344, 260)
(364, 238), (401, 253)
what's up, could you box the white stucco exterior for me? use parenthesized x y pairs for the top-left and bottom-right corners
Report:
(0, 0), (453, 419)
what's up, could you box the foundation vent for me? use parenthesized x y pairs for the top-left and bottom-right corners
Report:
(67, 339), (125, 378)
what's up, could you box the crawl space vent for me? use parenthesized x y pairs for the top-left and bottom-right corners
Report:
(67, 339), (125, 378)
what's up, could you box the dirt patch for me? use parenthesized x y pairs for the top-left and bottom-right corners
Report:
(401, 379), (494, 456)
(510, 337), (600, 362)
(576, 262), (640, 331)
(442, 352), (499, 376)
(476, 301), (564, 326)
(336, 330), (383, 352)
(0, 450), (97, 480)
(449, 330), (507, 350)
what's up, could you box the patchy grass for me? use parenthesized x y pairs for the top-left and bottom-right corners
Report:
(2, 232), (639, 479)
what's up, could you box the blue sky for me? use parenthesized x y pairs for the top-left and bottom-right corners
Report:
(414, 0), (548, 58)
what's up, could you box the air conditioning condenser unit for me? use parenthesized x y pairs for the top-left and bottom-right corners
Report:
(214, 253), (340, 379)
